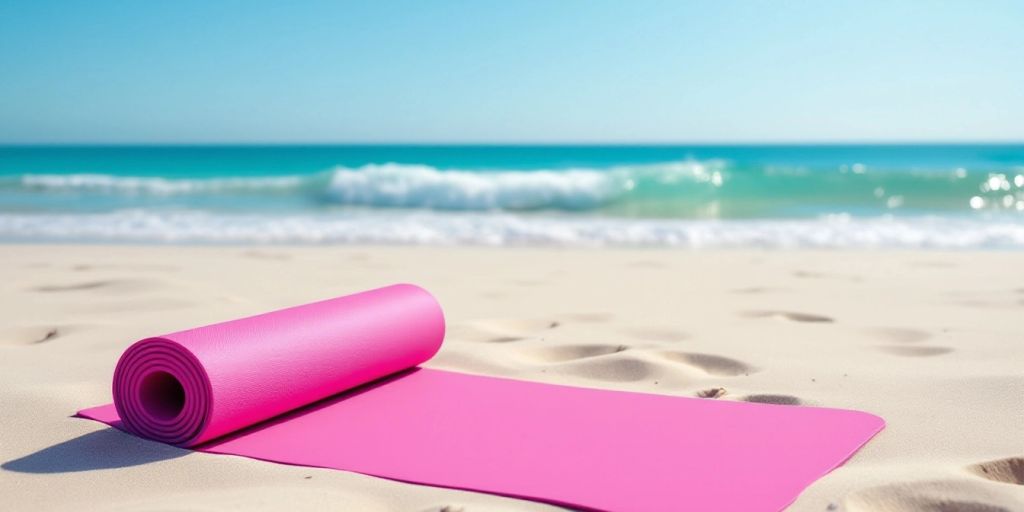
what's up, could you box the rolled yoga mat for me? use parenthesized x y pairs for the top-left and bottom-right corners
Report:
(79, 284), (885, 512)
(108, 283), (444, 446)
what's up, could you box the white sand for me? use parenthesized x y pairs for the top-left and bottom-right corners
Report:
(1, 245), (1022, 511)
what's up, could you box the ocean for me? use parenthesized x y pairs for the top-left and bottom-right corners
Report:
(1, 144), (1023, 248)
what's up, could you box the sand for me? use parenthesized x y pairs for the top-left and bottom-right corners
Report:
(1, 245), (1022, 511)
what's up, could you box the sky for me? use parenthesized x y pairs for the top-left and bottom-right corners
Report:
(1, 1), (1022, 144)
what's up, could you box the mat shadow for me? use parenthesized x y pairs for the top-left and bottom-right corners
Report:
(2, 428), (188, 473)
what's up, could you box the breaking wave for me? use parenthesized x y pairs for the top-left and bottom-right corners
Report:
(7, 160), (727, 211)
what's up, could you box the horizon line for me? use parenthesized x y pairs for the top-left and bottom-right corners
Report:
(2, 140), (1023, 147)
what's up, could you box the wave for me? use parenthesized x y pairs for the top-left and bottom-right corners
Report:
(325, 164), (624, 210)
(2, 210), (1022, 248)
(5, 160), (1024, 216)
(7, 160), (726, 211)
(16, 173), (308, 194)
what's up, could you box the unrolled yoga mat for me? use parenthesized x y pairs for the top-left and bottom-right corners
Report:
(78, 283), (885, 512)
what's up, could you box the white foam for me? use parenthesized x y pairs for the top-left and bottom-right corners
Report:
(324, 163), (632, 210)
(2, 210), (1022, 248)
(14, 160), (726, 210)
(19, 173), (306, 194)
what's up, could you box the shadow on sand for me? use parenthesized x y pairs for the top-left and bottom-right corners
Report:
(2, 428), (188, 473)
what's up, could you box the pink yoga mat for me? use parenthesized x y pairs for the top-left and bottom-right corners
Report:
(79, 284), (884, 512)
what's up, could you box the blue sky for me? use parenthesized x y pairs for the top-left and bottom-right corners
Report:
(1, 1), (1022, 143)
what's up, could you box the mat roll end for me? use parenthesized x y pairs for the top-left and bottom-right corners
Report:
(113, 337), (211, 446)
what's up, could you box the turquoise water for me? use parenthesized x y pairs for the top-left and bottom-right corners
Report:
(1, 144), (1023, 247)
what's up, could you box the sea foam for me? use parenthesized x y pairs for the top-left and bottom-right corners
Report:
(18, 173), (306, 194)
(12, 160), (727, 211)
(2, 210), (1022, 248)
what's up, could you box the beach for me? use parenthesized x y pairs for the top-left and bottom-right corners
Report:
(5, 0), (1024, 508)
(2, 245), (1021, 511)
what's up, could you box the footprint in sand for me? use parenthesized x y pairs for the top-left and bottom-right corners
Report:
(519, 343), (652, 382)
(660, 352), (755, 376)
(521, 344), (629, 363)
(0, 325), (65, 345)
(696, 387), (727, 399)
(31, 278), (159, 295)
(33, 280), (120, 292)
(969, 457), (1024, 485)
(742, 310), (835, 323)
(845, 479), (1024, 512)
(557, 356), (656, 383)
(876, 345), (953, 357)
(741, 394), (803, 406)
